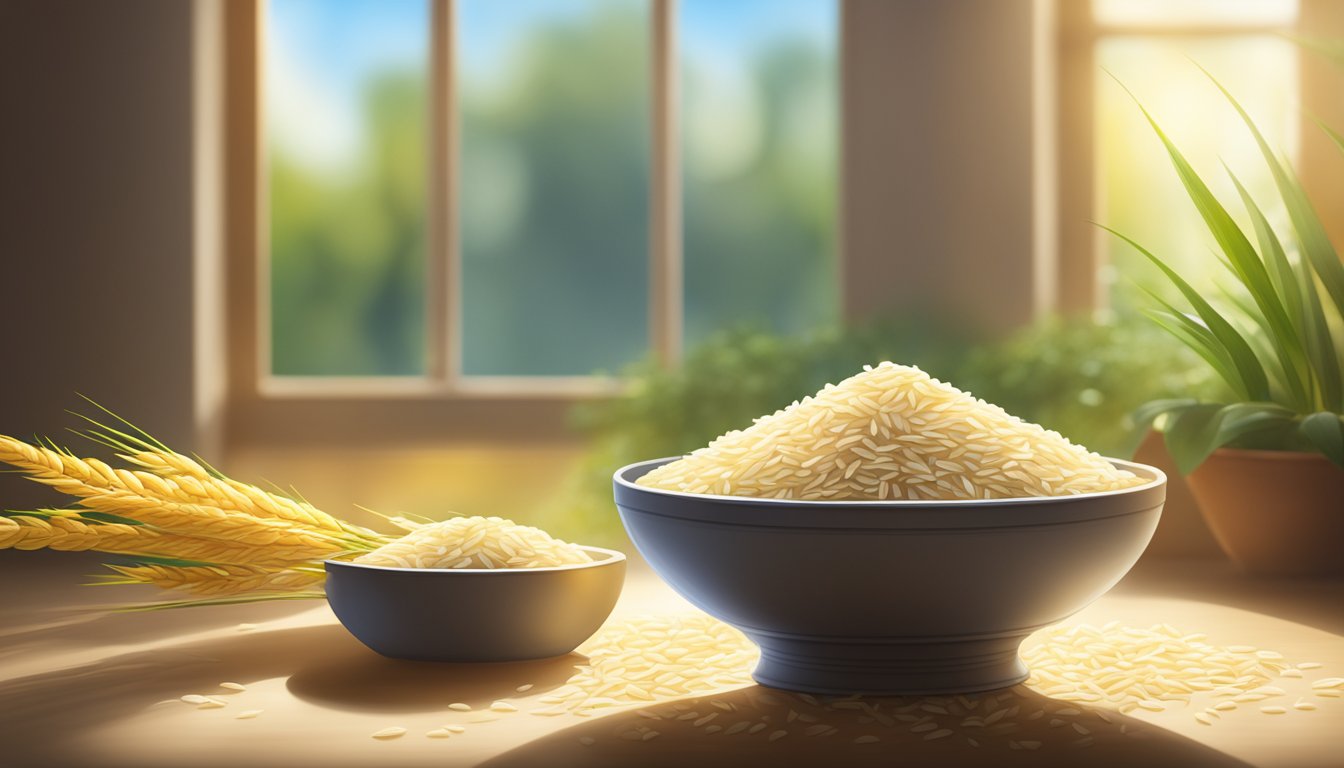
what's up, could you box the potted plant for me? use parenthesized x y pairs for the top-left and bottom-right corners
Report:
(1114, 76), (1344, 577)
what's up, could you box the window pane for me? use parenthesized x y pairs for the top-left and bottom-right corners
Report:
(680, 0), (838, 345)
(1093, 0), (1297, 27)
(1095, 37), (1298, 312)
(267, 0), (429, 376)
(459, 0), (650, 376)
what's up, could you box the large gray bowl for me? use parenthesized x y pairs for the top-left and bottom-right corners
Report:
(614, 458), (1164, 695)
(324, 546), (626, 662)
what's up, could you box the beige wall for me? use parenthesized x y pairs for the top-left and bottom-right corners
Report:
(841, 0), (1052, 330)
(0, 0), (205, 509)
(1299, 0), (1344, 251)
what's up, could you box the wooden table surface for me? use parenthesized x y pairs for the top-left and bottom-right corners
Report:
(2, 552), (1341, 768)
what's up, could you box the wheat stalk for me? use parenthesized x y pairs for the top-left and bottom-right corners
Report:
(73, 408), (384, 540)
(104, 563), (326, 596)
(0, 514), (330, 567)
(0, 436), (380, 554)
(0, 411), (404, 606)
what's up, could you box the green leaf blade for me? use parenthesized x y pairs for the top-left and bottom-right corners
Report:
(1105, 224), (1270, 400)
(1164, 403), (1226, 475)
(1144, 309), (1247, 401)
(1211, 402), (1298, 448)
(1203, 69), (1344, 319)
(1299, 411), (1344, 466)
(1136, 112), (1310, 408)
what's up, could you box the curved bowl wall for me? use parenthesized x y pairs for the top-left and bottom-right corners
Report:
(614, 458), (1165, 694)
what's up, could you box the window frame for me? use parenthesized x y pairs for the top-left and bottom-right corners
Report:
(222, 1), (1052, 446)
(245, 0), (684, 398)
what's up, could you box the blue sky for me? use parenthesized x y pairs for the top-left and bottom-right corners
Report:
(269, 0), (834, 85)
(266, 0), (833, 169)
(268, 0), (428, 90)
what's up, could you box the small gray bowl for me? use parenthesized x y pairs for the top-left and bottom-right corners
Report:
(614, 458), (1165, 695)
(324, 546), (626, 662)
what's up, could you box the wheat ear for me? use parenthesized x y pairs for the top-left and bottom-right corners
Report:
(0, 514), (330, 567)
(124, 450), (384, 541)
(0, 436), (367, 554)
(105, 563), (326, 596)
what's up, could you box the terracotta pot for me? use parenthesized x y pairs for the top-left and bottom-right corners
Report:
(1185, 448), (1344, 577)
(1133, 431), (1222, 558)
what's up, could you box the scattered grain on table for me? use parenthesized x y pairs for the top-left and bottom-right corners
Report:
(167, 614), (1338, 753)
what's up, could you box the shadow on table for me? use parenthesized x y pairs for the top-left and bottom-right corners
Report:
(0, 599), (319, 665)
(1118, 558), (1344, 638)
(0, 550), (319, 659)
(0, 619), (578, 767)
(286, 646), (582, 713)
(480, 684), (1252, 768)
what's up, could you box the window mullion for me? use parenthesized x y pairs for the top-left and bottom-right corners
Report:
(429, 0), (458, 389)
(1056, 0), (1099, 313)
(650, 0), (682, 367)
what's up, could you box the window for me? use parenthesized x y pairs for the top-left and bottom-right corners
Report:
(458, 0), (651, 377)
(236, 1), (1329, 443)
(1062, 0), (1302, 313)
(680, 0), (838, 347)
(262, 0), (836, 387)
(267, 0), (430, 377)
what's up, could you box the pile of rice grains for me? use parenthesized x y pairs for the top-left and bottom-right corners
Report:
(353, 516), (592, 570)
(637, 362), (1147, 500)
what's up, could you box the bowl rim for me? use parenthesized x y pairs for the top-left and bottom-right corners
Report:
(324, 544), (626, 574)
(614, 456), (1166, 508)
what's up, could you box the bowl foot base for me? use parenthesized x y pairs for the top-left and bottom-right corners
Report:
(750, 633), (1029, 696)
